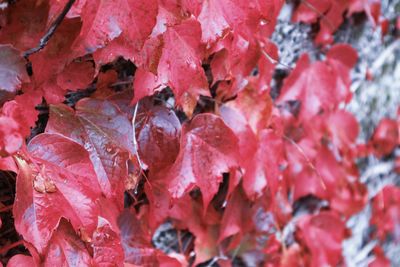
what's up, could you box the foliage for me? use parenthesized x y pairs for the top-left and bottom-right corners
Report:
(0, 0), (398, 266)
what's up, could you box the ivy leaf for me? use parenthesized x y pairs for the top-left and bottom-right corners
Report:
(73, 0), (158, 57)
(29, 18), (83, 103)
(370, 118), (399, 157)
(210, 33), (260, 97)
(0, 45), (29, 103)
(220, 88), (281, 199)
(219, 187), (251, 242)
(42, 220), (92, 266)
(2, 91), (42, 137)
(0, 116), (23, 157)
(292, 0), (331, 24)
(296, 211), (348, 267)
(158, 18), (209, 115)
(92, 217), (125, 266)
(348, 0), (381, 26)
(277, 45), (357, 120)
(13, 134), (102, 253)
(132, 68), (162, 104)
(0, 0), (48, 51)
(7, 255), (35, 267)
(166, 113), (239, 210)
(135, 102), (181, 172)
(371, 186), (400, 242)
(46, 99), (135, 207)
(194, 0), (281, 43)
(118, 209), (161, 265)
(92, 0), (158, 65)
(196, 0), (230, 43)
(56, 61), (95, 91)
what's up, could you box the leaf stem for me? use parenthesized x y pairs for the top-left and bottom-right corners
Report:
(23, 0), (76, 58)
(261, 49), (293, 70)
(0, 240), (24, 254)
(132, 102), (152, 188)
(301, 0), (335, 31)
(0, 205), (12, 213)
(282, 134), (327, 190)
(132, 102), (145, 170)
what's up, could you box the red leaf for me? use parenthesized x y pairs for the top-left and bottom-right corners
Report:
(315, 1), (349, 45)
(118, 209), (161, 265)
(371, 186), (400, 242)
(325, 110), (360, 153)
(56, 61), (95, 91)
(277, 45), (356, 120)
(13, 134), (102, 253)
(326, 43), (358, 69)
(243, 130), (284, 198)
(132, 68), (162, 104)
(0, 116), (23, 157)
(46, 100), (135, 205)
(0, 90), (41, 158)
(133, 35), (164, 74)
(250, 41), (278, 92)
(48, 0), (86, 22)
(150, 1), (187, 36)
(166, 113), (239, 210)
(92, 0), (158, 64)
(369, 246), (391, 267)
(211, 33), (261, 97)
(195, 0), (281, 43)
(219, 187), (251, 242)
(92, 217), (125, 266)
(197, 0), (229, 43)
(0, 156), (18, 172)
(167, 195), (221, 265)
(278, 54), (333, 119)
(0, 45), (29, 103)
(293, 0), (351, 45)
(158, 18), (209, 115)
(2, 90), (41, 137)
(0, 0), (48, 51)
(28, 17), (82, 103)
(42, 220), (92, 266)
(348, 0), (381, 26)
(73, 0), (158, 57)
(135, 102), (181, 172)
(144, 182), (172, 229)
(7, 255), (35, 267)
(222, 86), (273, 134)
(280, 243), (309, 267)
(221, 106), (284, 198)
(296, 211), (347, 267)
(315, 147), (367, 216)
(292, 0), (331, 24)
(371, 118), (399, 157)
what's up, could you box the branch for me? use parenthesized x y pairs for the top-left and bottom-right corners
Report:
(23, 0), (76, 58)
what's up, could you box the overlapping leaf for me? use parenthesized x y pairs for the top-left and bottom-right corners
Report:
(0, 45), (29, 103)
(277, 44), (357, 120)
(13, 134), (102, 253)
(166, 113), (239, 210)
(0, 0), (394, 265)
(46, 99), (135, 207)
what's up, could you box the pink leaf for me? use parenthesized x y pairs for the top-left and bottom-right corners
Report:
(166, 113), (239, 210)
